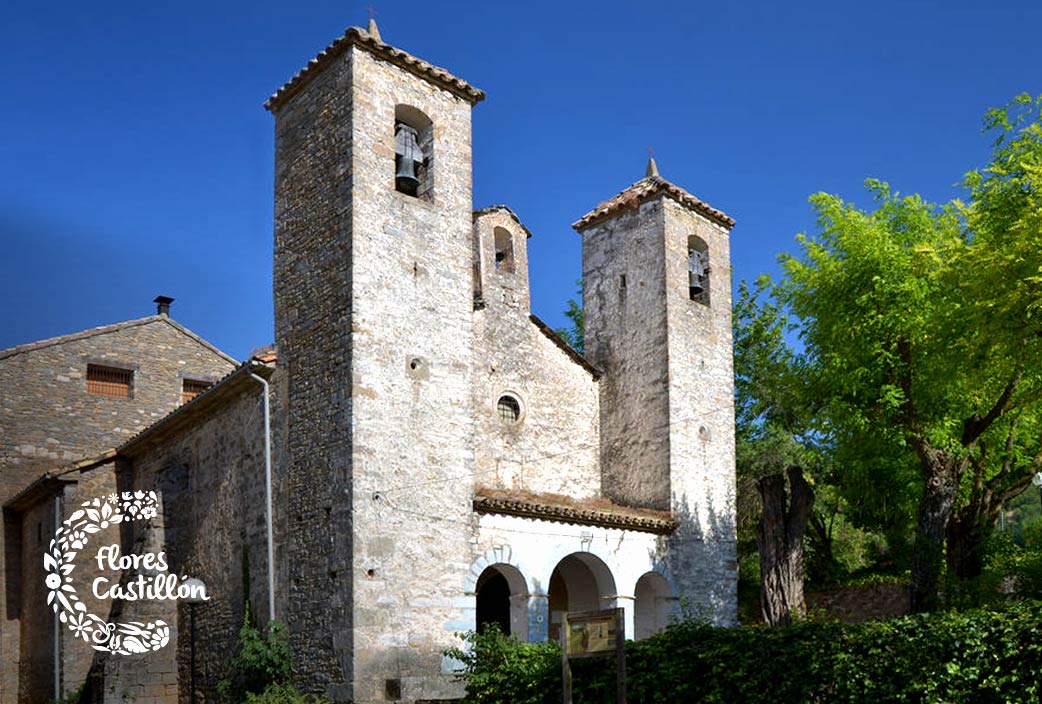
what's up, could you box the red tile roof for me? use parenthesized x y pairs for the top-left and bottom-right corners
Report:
(265, 26), (485, 112)
(572, 175), (735, 232)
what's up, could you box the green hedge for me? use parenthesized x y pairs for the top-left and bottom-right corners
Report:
(449, 601), (1042, 703)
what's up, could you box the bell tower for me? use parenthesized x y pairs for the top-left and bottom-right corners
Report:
(267, 20), (485, 702)
(575, 158), (738, 624)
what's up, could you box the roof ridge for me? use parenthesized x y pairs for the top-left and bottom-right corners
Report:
(265, 25), (484, 112)
(0, 315), (159, 360)
(572, 175), (735, 232)
(0, 315), (238, 366)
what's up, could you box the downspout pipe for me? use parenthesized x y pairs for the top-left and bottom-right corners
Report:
(247, 366), (276, 625)
(54, 493), (62, 703)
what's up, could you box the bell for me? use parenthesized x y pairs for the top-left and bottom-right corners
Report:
(395, 155), (419, 194)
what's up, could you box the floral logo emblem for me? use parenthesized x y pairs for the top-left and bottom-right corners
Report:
(45, 491), (170, 654)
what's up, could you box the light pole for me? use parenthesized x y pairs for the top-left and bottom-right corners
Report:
(182, 578), (207, 704)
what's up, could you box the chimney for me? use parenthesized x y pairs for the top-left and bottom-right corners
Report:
(153, 295), (174, 316)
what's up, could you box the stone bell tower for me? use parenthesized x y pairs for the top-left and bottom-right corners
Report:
(267, 20), (485, 702)
(575, 157), (738, 624)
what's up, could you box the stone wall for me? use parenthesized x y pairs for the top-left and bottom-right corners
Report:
(662, 199), (738, 626)
(108, 376), (274, 704)
(270, 33), (357, 700)
(807, 584), (911, 624)
(582, 201), (672, 510)
(471, 209), (601, 500)
(1, 317), (235, 704)
(347, 44), (477, 704)
(579, 190), (737, 627)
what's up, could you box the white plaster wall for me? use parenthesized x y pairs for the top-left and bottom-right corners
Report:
(469, 514), (679, 641)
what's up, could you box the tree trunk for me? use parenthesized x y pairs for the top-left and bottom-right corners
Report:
(909, 456), (961, 612)
(756, 466), (815, 626)
(945, 512), (989, 580)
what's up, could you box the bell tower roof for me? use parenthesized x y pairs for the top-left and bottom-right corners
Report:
(265, 22), (485, 112)
(572, 167), (735, 233)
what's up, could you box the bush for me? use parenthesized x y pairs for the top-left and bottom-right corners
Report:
(218, 605), (293, 703)
(446, 625), (561, 704)
(243, 683), (333, 704)
(450, 601), (1042, 703)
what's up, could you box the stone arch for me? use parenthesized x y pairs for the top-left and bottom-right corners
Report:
(394, 104), (434, 200)
(546, 552), (617, 643)
(475, 563), (529, 640)
(633, 570), (674, 639)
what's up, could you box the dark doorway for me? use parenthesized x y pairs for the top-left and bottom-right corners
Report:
(476, 567), (512, 635)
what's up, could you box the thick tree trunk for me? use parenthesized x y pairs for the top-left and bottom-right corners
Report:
(909, 458), (961, 612)
(756, 466), (815, 626)
(945, 512), (989, 580)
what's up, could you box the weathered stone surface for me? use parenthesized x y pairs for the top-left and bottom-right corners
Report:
(1, 316), (235, 704)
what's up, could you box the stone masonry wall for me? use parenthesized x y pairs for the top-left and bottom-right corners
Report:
(472, 210), (600, 500)
(271, 39), (357, 699)
(347, 45), (477, 703)
(582, 200), (672, 510)
(1, 318), (235, 704)
(662, 199), (738, 626)
(108, 381), (273, 704)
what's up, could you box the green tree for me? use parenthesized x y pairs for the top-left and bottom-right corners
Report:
(733, 279), (821, 624)
(553, 280), (584, 353)
(775, 95), (1042, 610)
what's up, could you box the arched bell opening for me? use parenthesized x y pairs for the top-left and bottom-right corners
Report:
(394, 104), (434, 200)
(547, 552), (617, 644)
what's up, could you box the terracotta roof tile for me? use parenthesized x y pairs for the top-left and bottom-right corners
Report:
(265, 26), (485, 112)
(474, 488), (677, 535)
(473, 205), (533, 239)
(572, 175), (735, 232)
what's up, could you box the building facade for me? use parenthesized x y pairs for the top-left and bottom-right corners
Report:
(4, 19), (738, 704)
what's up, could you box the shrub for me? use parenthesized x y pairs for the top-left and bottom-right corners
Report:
(450, 601), (1042, 703)
(243, 683), (333, 704)
(218, 605), (293, 703)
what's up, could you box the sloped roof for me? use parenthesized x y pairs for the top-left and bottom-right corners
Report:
(572, 175), (735, 232)
(0, 315), (237, 366)
(473, 205), (533, 239)
(119, 360), (274, 456)
(265, 24), (485, 112)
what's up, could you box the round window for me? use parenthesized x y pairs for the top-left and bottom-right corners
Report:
(496, 395), (522, 425)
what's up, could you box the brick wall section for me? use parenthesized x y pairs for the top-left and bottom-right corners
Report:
(471, 209), (601, 500)
(1, 317), (236, 704)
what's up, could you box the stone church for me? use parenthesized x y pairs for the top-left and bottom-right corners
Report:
(1, 19), (737, 704)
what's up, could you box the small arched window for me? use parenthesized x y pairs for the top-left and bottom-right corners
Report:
(394, 105), (433, 200)
(493, 227), (515, 273)
(687, 235), (710, 305)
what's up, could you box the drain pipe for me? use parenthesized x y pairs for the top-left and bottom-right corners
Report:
(247, 366), (276, 624)
(53, 492), (62, 703)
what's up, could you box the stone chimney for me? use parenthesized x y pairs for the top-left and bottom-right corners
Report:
(153, 295), (174, 316)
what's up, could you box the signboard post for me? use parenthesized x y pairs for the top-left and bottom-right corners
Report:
(561, 607), (625, 704)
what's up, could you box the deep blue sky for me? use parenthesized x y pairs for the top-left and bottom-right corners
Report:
(2, 1), (1040, 360)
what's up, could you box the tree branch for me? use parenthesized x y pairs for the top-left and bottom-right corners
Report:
(963, 368), (1023, 446)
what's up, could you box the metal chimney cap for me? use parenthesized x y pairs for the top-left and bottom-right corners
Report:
(153, 295), (174, 316)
